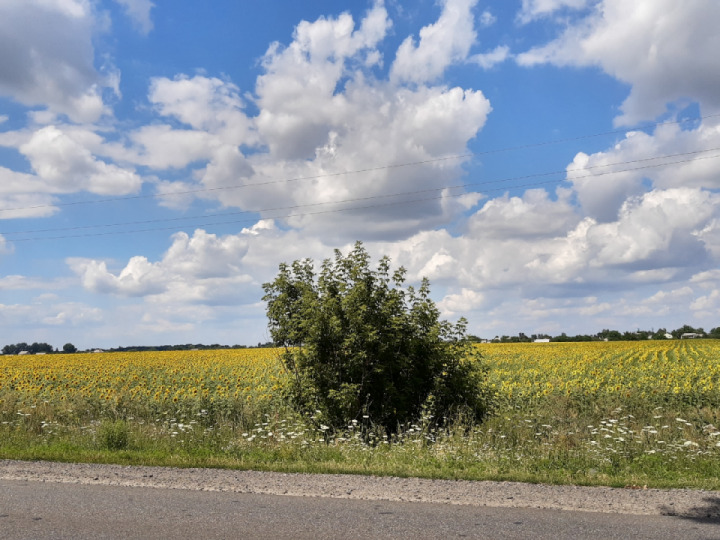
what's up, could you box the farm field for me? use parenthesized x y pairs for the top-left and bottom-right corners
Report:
(1, 340), (720, 489)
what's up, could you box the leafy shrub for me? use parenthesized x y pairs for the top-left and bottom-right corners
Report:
(263, 242), (492, 433)
(98, 420), (130, 450)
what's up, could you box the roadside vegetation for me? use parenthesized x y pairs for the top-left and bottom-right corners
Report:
(2, 340), (720, 489)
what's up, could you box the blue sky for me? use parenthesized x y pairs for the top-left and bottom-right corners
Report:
(2, 0), (720, 349)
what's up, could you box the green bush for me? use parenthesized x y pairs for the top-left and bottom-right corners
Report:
(98, 420), (130, 450)
(263, 242), (492, 434)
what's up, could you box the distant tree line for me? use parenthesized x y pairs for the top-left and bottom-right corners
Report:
(104, 343), (274, 352)
(473, 324), (720, 343)
(3, 325), (719, 355)
(1, 341), (275, 355)
(1, 342), (73, 355)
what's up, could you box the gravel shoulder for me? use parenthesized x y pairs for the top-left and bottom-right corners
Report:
(2, 459), (719, 519)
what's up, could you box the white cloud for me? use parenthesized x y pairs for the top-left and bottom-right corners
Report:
(366, 184), (720, 298)
(468, 45), (510, 69)
(0, 298), (103, 329)
(690, 269), (720, 288)
(517, 0), (720, 125)
(0, 234), (13, 255)
(517, 0), (591, 24)
(566, 119), (720, 223)
(0, 276), (68, 290)
(390, 0), (478, 84)
(0, 0), (113, 122)
(0, 166), (60, 219)
(69, 257), (168, 297)
(117, 5), (491, 241)
(577, 300), (611, 316)
(0, 2), (491, 244)
(113, 0), (154, 35)
(479, 10), (497, 27)
(466, 189), (579, 239)
(19, 125), (142, 195)
(69, 225), (269, 303)
(439, 288), (484, 316)
(41, 302), (104, 326)
(690, 289), (720, 313)
(126, 124), (218, 169)
(643, 286), (694, 305)
(149, 75), (253, 138)
(586, 188), (717, 269)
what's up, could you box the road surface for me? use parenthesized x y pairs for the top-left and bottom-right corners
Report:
(1, 460), (719, 539)
(3, 479), (720, 539)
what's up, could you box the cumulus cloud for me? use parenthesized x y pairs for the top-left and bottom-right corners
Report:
(69, 224), (278, 304)
(19, 125), (142, 195)
(517, 0), (720, 125)
(0, 2), (492, 243)
(0, 0), (114, 122)
(466, 189), (579, 240)
(566, 117), (720, 221)
(390, 0), (478, 84)
(111, 3), (492, 241)
(148, 75), (253, 138)
(368, 184), (720, 299)
(438, 288), (484, 316)
(0, 122), (145, 217)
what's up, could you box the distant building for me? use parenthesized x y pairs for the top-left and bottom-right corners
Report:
(681, 333), (703, 339)
(533, 338), (550, 343)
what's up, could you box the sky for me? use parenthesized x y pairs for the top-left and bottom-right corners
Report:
(2, 0), (720, 349)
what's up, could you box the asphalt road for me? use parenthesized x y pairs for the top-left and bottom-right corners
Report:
(1, 479), (719, 539)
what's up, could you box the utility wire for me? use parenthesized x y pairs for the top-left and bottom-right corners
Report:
(4, 145), (719, 235)
(2, 112), (718, 215)
(7, 148), (720, 242)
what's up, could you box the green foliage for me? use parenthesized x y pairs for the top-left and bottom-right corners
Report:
(262, 242), (491, 433)
(98, 420), (130, 451)
(2, 342), (53, 355)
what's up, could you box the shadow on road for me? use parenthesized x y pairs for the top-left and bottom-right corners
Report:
(660, 496), (720, 524)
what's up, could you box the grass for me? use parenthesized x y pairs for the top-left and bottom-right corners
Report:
(2, 397), (720, 490)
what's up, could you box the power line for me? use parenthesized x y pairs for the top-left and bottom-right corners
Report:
(5, 146), (719, 236)
(8, 148), (720, 242)
(0, 153), (472, 214)
(2, 112), (718, 215)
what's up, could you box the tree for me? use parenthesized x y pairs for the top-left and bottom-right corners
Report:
(597, 329), (622, 341)
(62, 343), (77, 353)
(263, 242), (491, 433)
(2, 344), (18, 355)
(652, 328), (670, 340)
(672, 324), (703, 339)
(28, 342), (53, 354)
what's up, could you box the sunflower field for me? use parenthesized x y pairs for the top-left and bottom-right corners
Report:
(1, 340), (720, 487)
